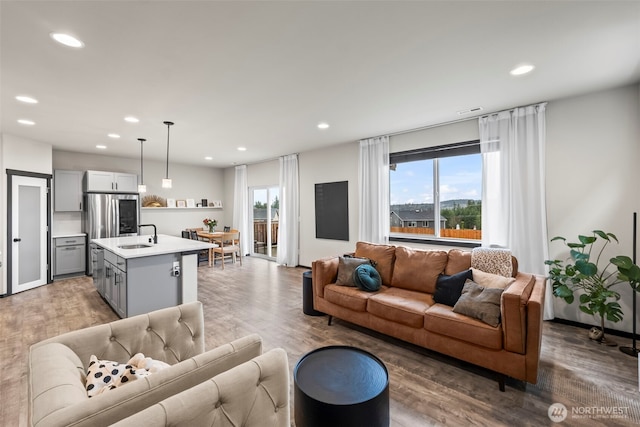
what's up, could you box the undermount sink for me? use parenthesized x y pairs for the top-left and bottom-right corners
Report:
(118, 244), (153, 249)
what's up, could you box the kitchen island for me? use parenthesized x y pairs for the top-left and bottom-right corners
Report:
(91, 234), (214, 318)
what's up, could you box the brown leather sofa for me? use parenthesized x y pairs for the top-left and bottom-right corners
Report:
(312, 241), (546, 390)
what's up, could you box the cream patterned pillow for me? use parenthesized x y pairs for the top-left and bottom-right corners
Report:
(471, 247), (513, 277)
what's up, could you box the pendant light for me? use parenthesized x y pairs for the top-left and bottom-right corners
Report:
(137, 138), (147, 193)
(162, 121), (174, 188)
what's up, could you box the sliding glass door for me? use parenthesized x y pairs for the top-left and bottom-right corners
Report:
(249, 186), (279, 260)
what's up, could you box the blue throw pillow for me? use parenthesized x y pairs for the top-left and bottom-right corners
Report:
(353, 264), (382, 292)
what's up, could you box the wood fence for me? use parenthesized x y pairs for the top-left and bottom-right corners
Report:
(390, 227), (481, 240)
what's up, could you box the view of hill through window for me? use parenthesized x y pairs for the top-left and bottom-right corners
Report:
(390, 153), (482, 240)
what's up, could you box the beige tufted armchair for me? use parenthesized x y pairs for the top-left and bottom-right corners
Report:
(112, 348), (290, 427)
(28, 302), (271, 427)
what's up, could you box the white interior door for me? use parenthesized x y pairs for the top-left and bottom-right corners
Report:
(11, 175), (48, 293)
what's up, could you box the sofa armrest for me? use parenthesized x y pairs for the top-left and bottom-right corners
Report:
(112, 348), (290, 427)
(312, 256), (339, 298)
(500, 273), (538, 354)
(30, 334), (263, 427)
(30, 301), (205, 369)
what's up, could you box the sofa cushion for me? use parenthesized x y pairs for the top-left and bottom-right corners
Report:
(391, 246), (448, 293)
(368, 287), (433, 328)
(452, 280), (505, 327)
(324, 284), (385, 312)
(471, 268), (516, 289)
(336, 256), (371, 287)
(444, 249), (471, 275)
(355, 242), (396, 286)
(353, 264), (382, 292)
(433, 269), (473, 307)
(424, 304), (504, 350)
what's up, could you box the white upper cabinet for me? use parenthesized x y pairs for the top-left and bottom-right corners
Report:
(84, 170), (138, 193)
(54, 170), (83, 211)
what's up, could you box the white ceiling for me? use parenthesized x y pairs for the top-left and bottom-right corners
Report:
(2, 1), (639, 168)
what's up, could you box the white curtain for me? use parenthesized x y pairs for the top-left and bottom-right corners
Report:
(233, 165), (250, 255)
(479, 102), (553, 320)
(277, 154), (299, 266)
(359, 136), (390, 243)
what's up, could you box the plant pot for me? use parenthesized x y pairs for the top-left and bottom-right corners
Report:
(588, 327), (617, 346)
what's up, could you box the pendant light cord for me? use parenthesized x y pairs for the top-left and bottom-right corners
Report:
(163, 121), (174, 179)
(138, 138), (145, 184)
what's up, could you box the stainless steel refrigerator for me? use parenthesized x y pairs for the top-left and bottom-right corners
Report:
(83, 193), (139, 275)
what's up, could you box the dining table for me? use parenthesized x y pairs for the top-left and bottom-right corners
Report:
(196, 230), (224, 267)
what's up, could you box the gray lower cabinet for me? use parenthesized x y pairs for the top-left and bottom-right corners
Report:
(54, 236), (86, 277)
(102, 249), (180, 318)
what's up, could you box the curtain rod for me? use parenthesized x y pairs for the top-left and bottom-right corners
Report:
(368, 101), (548, 140)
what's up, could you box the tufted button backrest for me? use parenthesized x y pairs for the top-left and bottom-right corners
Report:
(34, 302), (205, 370)
(111, 348), (290, 427)
(99, 301), (204, 364)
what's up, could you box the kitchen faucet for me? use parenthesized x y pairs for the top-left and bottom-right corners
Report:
(138, 224), (157, 244)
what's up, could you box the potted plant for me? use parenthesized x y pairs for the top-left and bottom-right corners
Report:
(545, 230), (640, 346)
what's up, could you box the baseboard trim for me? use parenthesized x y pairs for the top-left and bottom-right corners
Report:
(550, 317), (636, 340)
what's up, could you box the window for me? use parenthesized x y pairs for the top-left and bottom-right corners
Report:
(389, 140), (482, 243)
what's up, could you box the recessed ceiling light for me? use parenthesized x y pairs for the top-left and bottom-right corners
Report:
(204, 156), (213, 160)
(96, 145), (107, 150)
(50, 32), (84, 48)
(237, 147), (247, 151)
(124, 116), (139, 123)
(510, 64), (535, 76)
(16, 95), (38, 104)
(317, 122), (330, 129)
(17, 119), (35, 125)
(107, 133), (120, 139)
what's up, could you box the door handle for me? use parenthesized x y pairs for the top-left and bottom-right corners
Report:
(13, 238), (21, 242)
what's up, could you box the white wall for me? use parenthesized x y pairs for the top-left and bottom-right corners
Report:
(1, 134), (53, 295)
(546, 84), (640, 332)
(298, 143), (362, 267)
(52, 150), (225, 237)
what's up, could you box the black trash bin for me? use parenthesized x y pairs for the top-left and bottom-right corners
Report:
(303, 271), (324, 316)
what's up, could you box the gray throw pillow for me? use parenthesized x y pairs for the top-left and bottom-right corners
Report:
(336, 257), (371, 287)
(452, 280), (504, 327)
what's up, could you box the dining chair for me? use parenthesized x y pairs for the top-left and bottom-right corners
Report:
(189, 230), (210, 266)
(211, 231), (242, 269)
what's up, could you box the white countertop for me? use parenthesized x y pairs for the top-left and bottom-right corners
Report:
(92, 234), (215, 259)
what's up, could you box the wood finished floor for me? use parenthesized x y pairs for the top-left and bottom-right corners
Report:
(1, 256), (639, 426)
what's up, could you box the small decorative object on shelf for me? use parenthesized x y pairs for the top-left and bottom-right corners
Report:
(210, 200), (223, 208)
(186, 199), (195, 208)
(167, 198), (176, 208)
(176, 199), (187, 208)
(203, 218), (217, 233)
(142, 195), (166, 207)
(201, 199), (208, 207)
